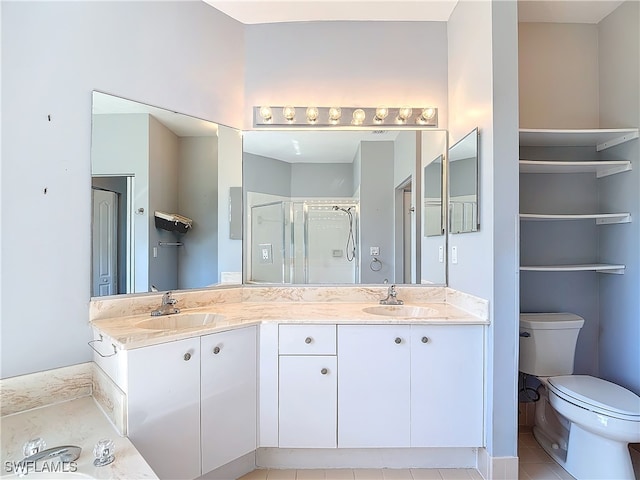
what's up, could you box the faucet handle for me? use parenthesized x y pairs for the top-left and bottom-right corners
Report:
(23, 438), (46, 457)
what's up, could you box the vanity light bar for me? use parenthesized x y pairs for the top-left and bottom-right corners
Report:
(253, 106), (438, 128)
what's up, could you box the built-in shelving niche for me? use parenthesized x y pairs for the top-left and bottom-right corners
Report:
(519, 128), (638, 275)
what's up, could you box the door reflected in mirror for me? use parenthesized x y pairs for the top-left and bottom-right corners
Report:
(449, 128), (479, 234)
(242, 129), (447, 285)
(90, 92), (242, 298)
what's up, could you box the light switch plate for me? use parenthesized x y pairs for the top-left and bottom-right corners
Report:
(370, 246), (380, 256)
(451, 246), (458, 264)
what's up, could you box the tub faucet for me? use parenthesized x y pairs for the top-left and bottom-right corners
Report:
(151, 291), (180, 316)
(380, 284), (404, 305)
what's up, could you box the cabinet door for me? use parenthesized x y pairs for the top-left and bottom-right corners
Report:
(337, 325), (411, 447)
(279, 355), (337, 448)
(411, 325), (484, 447)
(201, 326), (257, 474)
(127, 337), (201, 480)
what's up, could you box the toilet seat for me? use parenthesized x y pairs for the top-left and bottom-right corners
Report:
(548, 375), (640, 422)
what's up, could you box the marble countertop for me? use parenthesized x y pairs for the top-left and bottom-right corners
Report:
(0, 396), (157, 479)
(91, 300), (488, 351)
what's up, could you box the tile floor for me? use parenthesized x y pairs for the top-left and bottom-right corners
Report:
(238, 429), (640, 480)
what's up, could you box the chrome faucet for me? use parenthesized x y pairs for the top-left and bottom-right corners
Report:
(380, 284), (404, 305)
(16, 445), (82, 474)
(151, 291), (180, 316)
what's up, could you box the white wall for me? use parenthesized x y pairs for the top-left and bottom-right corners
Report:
(91, 113), (150, 293)
(217, 125), (243, 282)
(519, 23), (599, 129)
(1, 1), (244, 378)
(244, 21), (448, 129)
(448, 0), (519, 460)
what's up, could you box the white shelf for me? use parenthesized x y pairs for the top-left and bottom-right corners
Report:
(519, 128), (639, 151)
(520, 264), (625, 274)
(519, 160), (632, 177)
(520, 213), (631, 224)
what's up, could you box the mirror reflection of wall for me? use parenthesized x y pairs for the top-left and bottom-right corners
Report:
(449, 128), (479, 234)
(90, 92), (242, 297)
(242, 129), (447, 285)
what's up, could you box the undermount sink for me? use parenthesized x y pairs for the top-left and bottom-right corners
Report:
(135, 312), (224, 330)
(362, 305), (438, 318)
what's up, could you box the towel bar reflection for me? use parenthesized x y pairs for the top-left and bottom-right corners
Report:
(88, 334), (118, 358)
(158, 241), (183, 247)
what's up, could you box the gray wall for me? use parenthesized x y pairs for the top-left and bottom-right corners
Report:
(178, 136), (219, 290)
(148, 116), (179, 292)
(290, 163), (354, 198)
(597, 1), (640, 395)
(243, 154), (292, 197)
(518, 1), (640, 396)
(1, 1), (244, 378)
(359, 141), (395, 283)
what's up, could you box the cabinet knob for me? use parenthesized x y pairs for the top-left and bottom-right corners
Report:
(305, 337), (313, 344)
(320, 368), (328, 375)
(421, 336), (429, 343)
(395, 337), (402, 344)
(213, 346), (221, 354)
(183, 352), (192, 361)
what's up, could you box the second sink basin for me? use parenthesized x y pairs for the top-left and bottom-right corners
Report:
(362, 305), (438, 318)
(135, 312), (224, 330)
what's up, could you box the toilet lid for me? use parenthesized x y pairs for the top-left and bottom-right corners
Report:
(548, 375), (640, 419)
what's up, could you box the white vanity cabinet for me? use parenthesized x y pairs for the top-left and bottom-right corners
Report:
(410, 324), (484, 447)
(108, 326), (257, 480)
(201, 326), (257, 473)
(127, 337), (201, 480)
(337, 325), (411, 448)
(278, 325), (337, 448)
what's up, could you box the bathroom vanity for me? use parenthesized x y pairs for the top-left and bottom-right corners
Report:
(90, 286), (488, 479)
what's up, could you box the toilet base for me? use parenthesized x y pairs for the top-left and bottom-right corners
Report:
(565, 422), (636, 480)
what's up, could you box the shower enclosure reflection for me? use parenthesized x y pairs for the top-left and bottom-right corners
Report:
(249, 200), (359, 284)
(243, 129), (447, 285)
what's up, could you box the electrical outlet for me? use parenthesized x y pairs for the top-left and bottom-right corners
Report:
(258, 243), (273, 264)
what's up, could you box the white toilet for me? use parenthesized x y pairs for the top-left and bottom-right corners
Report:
(519, 312), (640, 480)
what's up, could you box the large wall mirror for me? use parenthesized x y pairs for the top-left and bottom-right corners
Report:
(90, 92), (242, 297)
(242, 129), (447, 285)
(449, 127), (479, 234)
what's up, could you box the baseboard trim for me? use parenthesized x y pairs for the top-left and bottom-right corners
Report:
(198, 451), (257, 480)
(256, 447), (478, 469)
(477, 448), (518, 480)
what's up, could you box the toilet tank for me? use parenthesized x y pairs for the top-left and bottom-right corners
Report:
(519, 313), (585, 376)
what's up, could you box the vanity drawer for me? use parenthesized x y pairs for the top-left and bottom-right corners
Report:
(279, 325), (336, 355)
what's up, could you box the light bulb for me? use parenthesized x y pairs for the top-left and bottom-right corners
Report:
(374, 106), (389, 123)
(420, 107), (436, 122)
(306, 106), (319, 123)
(328, 107), (342, 124)
(259, 106), (272, 122)
(282, 105), (296, 122)
(397, 106), (413, 123)
(352, 108), (366, 125)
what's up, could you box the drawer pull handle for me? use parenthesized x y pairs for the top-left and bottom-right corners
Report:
(305, 337), (313, 344)
(213, 346), (221, 354)
(184, 352), (192, 361)
(421, 336), (429, 343)
(395, 337), (402, 344)
(321, 368), (328, 375)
